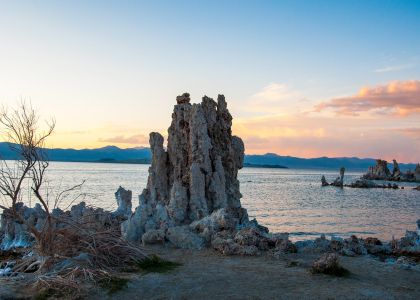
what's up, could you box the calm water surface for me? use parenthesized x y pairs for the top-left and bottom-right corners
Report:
(5, 161), (419, 241)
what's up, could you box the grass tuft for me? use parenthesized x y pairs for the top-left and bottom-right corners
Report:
(310, 265), (350, 277)
(135, 255), (182, 273)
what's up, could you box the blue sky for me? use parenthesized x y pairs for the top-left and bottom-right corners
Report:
(1, 1), (419, 161)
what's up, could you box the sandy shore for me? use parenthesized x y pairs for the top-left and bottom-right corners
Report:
(89, 245), (420, 300)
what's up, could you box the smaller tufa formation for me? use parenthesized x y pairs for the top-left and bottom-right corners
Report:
(0, 188), (133, 251)
(363, 159), (390, 180)
(392, 159), (401, 179)
(321, 175), (329, 187)
(332, 167), (345, 187)
(114, 186), (132, 217)
(321, 167), (400, 189)
(320, 167), (345, 187)
(362, 159), (420, 182)
(0, 203), (43, 250)
(415, 164), (420, 181)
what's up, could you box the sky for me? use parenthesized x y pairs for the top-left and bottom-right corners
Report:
(0, 0), (419, 162)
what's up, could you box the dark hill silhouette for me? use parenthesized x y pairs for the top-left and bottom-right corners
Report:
(0, 142), (417, 170)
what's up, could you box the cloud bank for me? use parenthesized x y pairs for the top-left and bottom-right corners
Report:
(315, 80), (420, 116)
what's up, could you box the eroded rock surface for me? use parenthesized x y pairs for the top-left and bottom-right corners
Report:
(122, 93), (271, 251)
(114, 186), (132, 217)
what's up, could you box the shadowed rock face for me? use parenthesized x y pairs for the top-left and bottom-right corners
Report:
(122, 94), (249, 247)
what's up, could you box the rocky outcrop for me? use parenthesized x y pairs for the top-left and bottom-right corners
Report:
(362, 159), (420, 182)
(391, 220), (420, 256)
(322, 167), (401, 189)
(0, 188), (132, 251)
(363, 159), (391, 180)
(392, 159), (401, 179)
(415, 164), (420, 181)
(321, 175), (329, 187)
(332, 167), (345, 187)
(295, 220), (420, 259)
(122, 93), (266, 250)
(347, 179), (399, 189)
(320, 167), (345, 187)
(114, 186), (132, 217)
(0, 203), (44, 250)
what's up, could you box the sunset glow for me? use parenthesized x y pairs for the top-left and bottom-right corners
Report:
(1, 1), (419, 162)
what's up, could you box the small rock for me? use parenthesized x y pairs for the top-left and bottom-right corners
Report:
(310, 253), (349, 276)
(166, 226), (205, 250)
(142, 229), (166, 245)
(275, 238), (297, 253)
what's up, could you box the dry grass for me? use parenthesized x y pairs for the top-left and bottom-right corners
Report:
(2, 207), (149, 298)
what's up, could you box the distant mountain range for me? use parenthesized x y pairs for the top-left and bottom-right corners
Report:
(0, 142), (417, 171)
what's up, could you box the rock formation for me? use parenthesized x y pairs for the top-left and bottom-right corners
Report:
(114, 186), (132, 217)
(392, 159), (401, 179)
(321, 175), (329, 187)
(122, 93), (261, 250)
(363, 159), (391, 180)
(321, 167), (345, 187)
(321, 167), (400, 189)
(362, 159), (420, 182)
(415, 164), (420, 181)
(331, 167), (345, 187)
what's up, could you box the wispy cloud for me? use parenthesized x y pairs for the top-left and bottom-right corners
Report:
(314, 80), (420, 116)
(395, 127), (420, 140)
(252, 83), (301, 102)
(238, 83), (307, 115)
(98, 134), (148, 145)
(373, 64), (416, 73)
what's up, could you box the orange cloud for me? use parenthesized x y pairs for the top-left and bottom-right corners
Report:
(315, 80), (420, 116)
(233, 113), (420, 163)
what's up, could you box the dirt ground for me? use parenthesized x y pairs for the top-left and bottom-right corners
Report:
(94, 245), (420, 300)
(1, 245), (419, 299)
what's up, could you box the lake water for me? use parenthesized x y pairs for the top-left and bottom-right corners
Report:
(2, 161), (419, 241)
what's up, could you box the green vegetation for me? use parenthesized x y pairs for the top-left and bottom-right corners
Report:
(310, 265), (350, 277)
(286, 260), (299, 268)
(136, 255), (182, 273)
